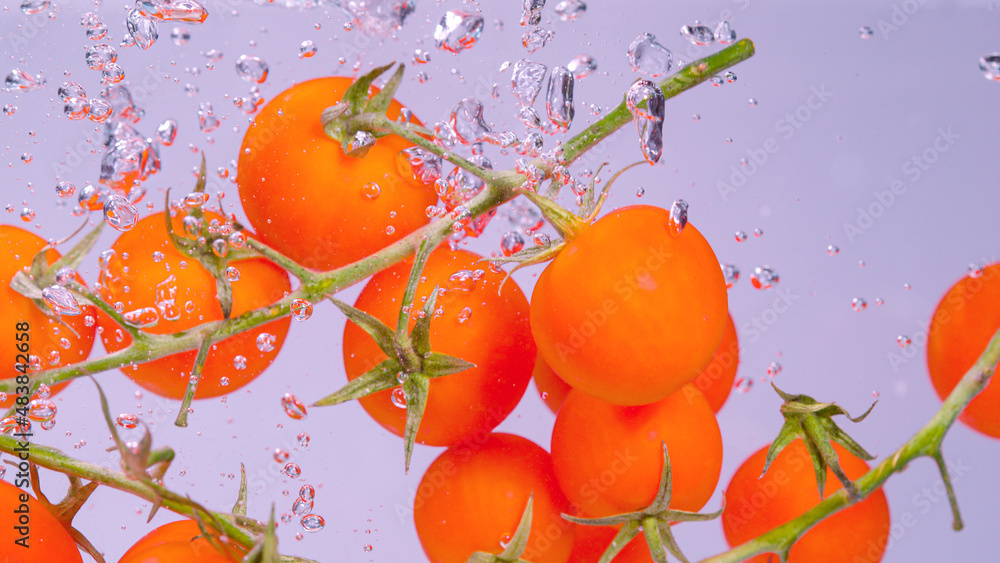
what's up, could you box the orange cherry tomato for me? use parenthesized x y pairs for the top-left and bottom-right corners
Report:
(550, 386), (723, 518)
(533, 352), (571, 414)
(927, 263), (1000, 437)
(98, 212), (291, 399)
(343, 248), (534, 446)
(118, 520), (245, 562)
(688, 312), (739, 413)
(414, 433), (575, 563)
(237, 76), (438, 272)
(0, 478), (82, 562)
(722, 439), (890, 562)
(531, 205), (728, 406)
(1, 225), (96, 408)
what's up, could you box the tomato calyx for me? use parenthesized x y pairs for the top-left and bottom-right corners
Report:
(765, 382), (878, 501)
(564, 443), (722, 563)
(322, 62), (409, 158)
(26, 464), (106, 563)
(466, 494), (536, 563)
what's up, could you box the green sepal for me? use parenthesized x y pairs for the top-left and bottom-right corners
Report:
(402, 373), (430, 473)
(422, 352), (476, 378)
(366, 63), (405, 115)
(466, 494), (534, 563)
(312, 358), (402, 407)
(342, 62), (395, 113)
(233, 463), (248, 516)
(31, 219), (104, 287)
(330, 297), (396, 360)
(244, 506), (280, 563)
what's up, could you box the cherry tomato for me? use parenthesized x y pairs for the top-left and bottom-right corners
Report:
(343, 248), (534, 446)
(237, 76), (438, 272)
(568, 522), (651, 562)
(533, 352), (571, 414)
(0, 478), (82, 562)
(414, 433), (575, 563)
(927, 263), (1000, 437)
(688, 312), (739, 413)
(118, 520), (245, 562)
(550, 386), (723, 518)
(722, 439), (890, 562)
(531, 205), (728, 406)
(1, 225), (96, 408)
(98, 212), (291, 399)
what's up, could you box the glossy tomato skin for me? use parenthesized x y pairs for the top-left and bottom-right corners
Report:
(688, 312), (739, 413)
(927, 263), (1000, 437)
(0, 478), (83, 562)
(237, 77), (438, 272)
(568, 522), (651, 562)
(531, 205), (728, 406)
(343, 248), (534, 446)
(118, 520), (244, 562)
(533, 352), (571, 414)
(551, 386), (723, 518)
(414, 433), (574, 563)
(99, 212), (291, 399)
(722, 440), (890, 562)
(1, 225), (96, 408)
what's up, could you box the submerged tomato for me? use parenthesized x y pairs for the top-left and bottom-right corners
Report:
(237, 76), (438, 272)
(927, 263), (1000, 438)
(532, 352), (572, 414)
(118, 520), (245, 562)
(688, 312), (739, 413)
(1, 225), (96, 408)
(343, 248), (534, 446)
(99, 212), (291, 399)
(551, 386), (723, 518)
(414, 433), (574, 563)
(0, 479), (82, 562)
(722, 440), (890, 562)
(531, 205), (728, 406)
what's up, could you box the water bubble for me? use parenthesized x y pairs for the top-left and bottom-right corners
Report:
(157, 119), (178, 146)
(969, 263), (984, 278)
(566, 55), (596, 79)
(625, 79), (665, 164)
(88, 98), (113, 122)
(721, 264), (739, 288)
(339, 0), (415, 36)
(281, 393), (307, 419)
(127, 9), (159, 50)
(457, 306), (473, 324)
(390, 387), (407, 408)
(521, 0), (545, 26)
(171, 27), (191, 45)
(397, 147), (443, 184)
(102, 63), (126, 84)
(299, 484), (315, 502)
(859, 25), (874, 39)
(42, 285), (82, 315)
(450, 98), (491, 145)
(851, 297), (867, 312)
(554, 0), (586, 21)
(897, 335), (911, 348)
(236, 54), (269, 83)
(725, 71), (737, 83)
(680, 23), (714, 46)
(301, 514), (324, 532)
(137, 0), (209, 24)
(668, 200), (688, 236)
(58, 81), (87, 102)
(364, 545), (373, 552)
(20, 0), (51, 14)
(714, 20), (736, 44)
(291, 299), (313, 321)
(56, 181), (76, 199)
(545, 66), (575, 131)
(104, 194), (139, 232)
(184, 192), (210, 207)
(627, 33), (672, 77)
(434, 10), (484, 53)
(750, 266), (778, 290)
(734, 376), (753, 394)
(522, 28), (553, 53)
(233, 355), (247, 370)
(448, 270), (477, 292)
(766, 362), (782, 378)
(274, 448), (290, 463)
(501, 231), (525, 256)
(4, 69), (44, 93)
(753, 228), (764, 238)
(297, 432), (310, 447)
(298, 40), (318, 58)
(220, 376), (230, 386)
(124, 307), (160, 328)
(256, 332), (276, 352)
(27, 400), (57, 422)
(284, 463), (301, 478)
(116, 413), (140, 429)
(734, 231), (747, 242)
(511, 59), (547, 107)
(827, 245), (839, 256)
(55, 267), (77, 285)
(2, 104), (15, 116)
(980, 53), (1000, 81)
(292, 497), (313, 516)
(198, 102), (219, 133)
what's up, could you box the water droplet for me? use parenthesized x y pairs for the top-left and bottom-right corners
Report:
(521, 0), (545, 25)
(56, 181), (76, 199)
(734, 230), (748, 242)
(714, 20), (736, 44)
(725, 71), (737, 83)
(124, 307), (160, 328)
(434, 10), (484, 53)
(566, 55), (596, 79)
(301, 514), (324, 532)
(397, 147), (443, 184)
(627, 33), (672, 77)
(545, 66), (575, 131)
(447, 270), (477, 292)
(137, 0), (209, 24)
(65, 99), (90, 122)
(680, 23), (714, 46)
(979, 53), (1000, 81)
(225, 266), (241, 281)
(291, 299), (313, 321)
(103, 194), (138, 232)
(292, 497), (313, 516)
(4, 69), (44, 93)
(364, 544), (373, 552)
(297, 432), (310, 447)
(851, 297), (867, 312)
(281, 393), (307, 419)
(554, 0), (586, 21)
(299, 484), (315, 502)
(102, 63), (126, 84)
(511, 59), (547, 107)
(298, 40), (317, 58)
(20, 0), (51, 15)
(2, 104), (15, 116)
(284, 462), (301, 478)
(390, 387), (407, 408)
(897, 335), (911, 348)
(969, 263), (984, 278)
(753, 228), (764, 238)
(450, 98), (491, 145)
(88, 98), (113, 122)
(220, 376), (230, 386)
(625, 79), (665, 164)
(521, 28), (553, 53)
(274, 449), (290, 463)
(721, 264), (739, 288)
(413, 48), (431, 64)
(827, 245), (839, 256)
(171, 27), (191, 45)
(859, 25), (874, 39)
(457, 306), (473, 324)
(734, 376), (753, 394)
(668, 200), (688, 236)
(750, 266), (779, 290)
(256, 332), (276, 352)
(58, 81), (87, 102)
(127, 9), (159, 50)
(27, 399), (57, 422)
(233, 355), (247, 370)
(235, 54), (269, 83)
(34, 384), (51, 400)
(116, 413), (139, 428)
(501, 231), (525, 256)
(157, 119), (178, 146)
(42, 285), (82, 315)
(766, 362), (782, 378)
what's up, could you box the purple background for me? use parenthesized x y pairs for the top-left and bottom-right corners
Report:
(2, 0), (999, 561)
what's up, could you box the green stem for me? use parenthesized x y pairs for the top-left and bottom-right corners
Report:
(700, 326), (1000, 563)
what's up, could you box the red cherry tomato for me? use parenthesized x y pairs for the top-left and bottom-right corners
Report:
(533, 352), (572, 414)
(414, 433), (575, 563)
(98, 212), (291, 399)
(1, 225), (96, 408)
(343, 248), (534, 446)
(689, 312), (739, 413)
(0, 478), (82, 562)
(722, 439), (890, 562)
(550, 386), (723, 518)
(927, 263), (1000, 437)
(237, 76), (439, 272)
(118, 520), (245, 562)
(531, 205), (728, 406)
(568, 522), (652, 562)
